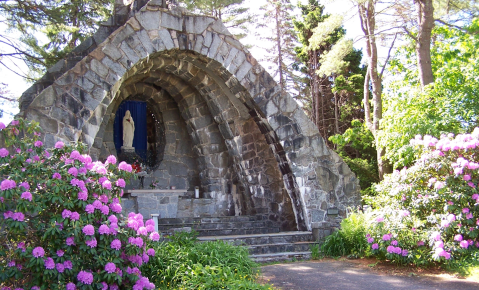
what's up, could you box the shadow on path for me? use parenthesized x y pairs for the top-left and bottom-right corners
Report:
(260, 261), (479, 290)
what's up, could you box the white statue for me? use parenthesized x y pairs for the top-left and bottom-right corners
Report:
(122, 110), (135, 148)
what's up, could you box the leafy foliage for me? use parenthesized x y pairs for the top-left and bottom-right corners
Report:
(0, 119), (158, 289)
(140, 231), (271, 290)
(367, 129), (479, 265)
(380, 20), (479, 168)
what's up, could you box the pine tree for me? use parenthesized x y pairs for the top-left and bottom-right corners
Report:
(181, 0), (253, 40)
(293, 0), (365, 143)
(1, 0), (113, 79)
(257, 0), (299, 95)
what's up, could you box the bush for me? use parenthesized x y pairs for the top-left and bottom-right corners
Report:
(366, 129), (479, 265)
(141, 231), (271, 290)
(0, 119), (158, 289)
(321, 212), (369, 258)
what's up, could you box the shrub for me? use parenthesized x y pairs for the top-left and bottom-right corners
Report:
(321, 212), (369, 258)
(141, 232), (271, 290)
(0, 119), (157, 289)
(366, 129), (479, 265)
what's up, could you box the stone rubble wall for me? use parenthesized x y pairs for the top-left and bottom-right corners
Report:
(16, 0), (361, 231)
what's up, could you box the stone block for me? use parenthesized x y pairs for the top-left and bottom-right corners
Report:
(120, 41), (140, 64)
(26, 109), (58, 134)
(30, 86), (56, 108)
(102, 44), (123, 60)
(138, 29), (156, 54)
(90, 59), (108, 78)
(185, 16), (214, 34)
(136, 11), (161, 31)
(210, 19), (231, 35)
(161, 12), (182, 31)
(158, 29), (174, 49)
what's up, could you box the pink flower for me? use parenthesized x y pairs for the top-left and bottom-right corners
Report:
(54, 141), (64, 149)
(435, 181), (445, 189)
(85, 204), (95, 214)
(0, 122), (4, 130)
(56, 263), (65, 273)
(463, 208), (470, 213)
(111, 239), (121, 250)
(77, 191), (88, 201)
(431, 232), (441, 241)
(99, 194), (109, 203)
(32, 247), (45, 258)
(382, 234), (391, 241)
(371, 243), (378, 250)
(101, 282), (108, 290)
(108, 215), (118, 224)
(401, 249), (408, 256)
(52, 172), (61, 179)
(149, 232), (160, 242)
(463, 175), (472, 181)
(11, 120), (19, 126)
(106, 155), (117, 165)
(66, 237), (75, 246)
(116, 178), (126, 188)
(100, 205), (109, 215)
(137, 226), (148, 236)
(68, 167), (78, 177)
(99, 225), (110, 235)
(20, 191), (32, 201)
(71, 212), (80, 220)
(56, 249), (64, 257)
(417, 241), (425, 246)
(468, 182), (476, 188)
(92, 200), (102, 209)
(110, 203), (122, 213)
(391, 240), (398, 246)
(86, 237), (97, 248)
(82, 225), (95, 236)
(0, 148), (9, 157)
(147, 248), (155, 256)
(62, 209), (72, 219)
(460, 240), (469, 248)
(77, 270), (94, 285)
(1, 179), (16, 190)
(70, 150), (82, 160)
(12, 212), (25, 221)
(105, 262), (116, 273)
(454, 234), (463, 241)
(466, 213), (473, 219)
(387, 245), (394, 253)
(44, 257), (55, 269)
(472, 194), (479, 200)
(146, 225), (155, 232)
(34, 141), (43, 147)
(118, 161), (132, 172)
(64, 260), (73, 269)
(375, 216), (384, 222)
(102, 180), (112, 190)
(66, 283), (76, 290)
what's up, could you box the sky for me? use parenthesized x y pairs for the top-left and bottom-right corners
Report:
(0, 0), (367, 125)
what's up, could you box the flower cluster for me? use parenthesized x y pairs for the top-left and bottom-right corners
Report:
(368, 128), (479, 264)
(0, 119), (159, 289)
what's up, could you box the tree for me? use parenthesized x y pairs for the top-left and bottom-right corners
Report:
(181, 0), (254, 40)
(0, 0), (113, 79)
(257, 0), (299, 94)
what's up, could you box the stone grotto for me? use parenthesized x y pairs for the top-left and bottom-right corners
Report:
(14, 0), (361, 233)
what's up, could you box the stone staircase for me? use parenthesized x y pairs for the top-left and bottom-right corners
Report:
(156, 215), (318, 263)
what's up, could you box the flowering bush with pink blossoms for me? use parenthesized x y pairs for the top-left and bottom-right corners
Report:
(366, 128), (479, 265)
(0, 119), (157, 289)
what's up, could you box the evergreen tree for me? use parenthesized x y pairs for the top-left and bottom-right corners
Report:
(0, 0), (113, 79)
(257, 0), (299, 95)
(181, 0), (253, 40)
(293, 0), (365, 143)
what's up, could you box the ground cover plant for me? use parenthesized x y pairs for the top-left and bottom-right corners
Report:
(0, 119), (158, 289)
(365, 129), (479, 266)
(140, 231), (273, 290)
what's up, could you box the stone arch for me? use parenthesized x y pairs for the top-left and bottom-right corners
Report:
(17, 1), (360, 230)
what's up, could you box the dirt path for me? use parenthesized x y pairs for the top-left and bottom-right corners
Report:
(259, 258), (479, 290)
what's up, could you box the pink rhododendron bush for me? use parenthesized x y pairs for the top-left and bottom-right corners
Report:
(0, 119), (157, 289)
(366, 129), (479, 265)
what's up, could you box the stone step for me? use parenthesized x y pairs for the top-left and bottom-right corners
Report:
(195, 227), (280, 236)
(156, 215), (263, 225)
(198, 231), (314, 245)
(248, 241), (317, 255)
(250, 252), (312, 263)
(157, 220), (273, 231)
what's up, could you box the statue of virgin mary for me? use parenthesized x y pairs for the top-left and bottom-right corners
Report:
(122, 110), (135, 148)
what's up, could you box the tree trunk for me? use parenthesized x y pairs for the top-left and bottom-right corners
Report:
(275, 4), (285, 90)
(334, 91), (339, 134)
(359, 0), (391, 179)
(363, 69), (372, 129)
(416, 0), (435, 87)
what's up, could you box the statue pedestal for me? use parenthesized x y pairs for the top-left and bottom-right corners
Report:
(118, 146), (142, 165)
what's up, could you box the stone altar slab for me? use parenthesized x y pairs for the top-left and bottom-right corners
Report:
(122, 189), (187, 219)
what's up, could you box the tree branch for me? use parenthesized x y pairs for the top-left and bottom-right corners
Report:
(380, 32), (398, 80)
(402, 26), (417, 42)
(435, 19), (477, 34)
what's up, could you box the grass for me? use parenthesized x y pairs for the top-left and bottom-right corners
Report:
(141, 231), (275, 290)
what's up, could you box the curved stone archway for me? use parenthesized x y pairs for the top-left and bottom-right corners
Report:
(17, 1), (360, 231)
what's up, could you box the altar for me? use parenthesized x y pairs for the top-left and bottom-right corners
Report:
(121, 189), (188, 219)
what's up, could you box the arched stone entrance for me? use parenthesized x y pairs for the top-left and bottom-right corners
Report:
(16, 0), (360, 231)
